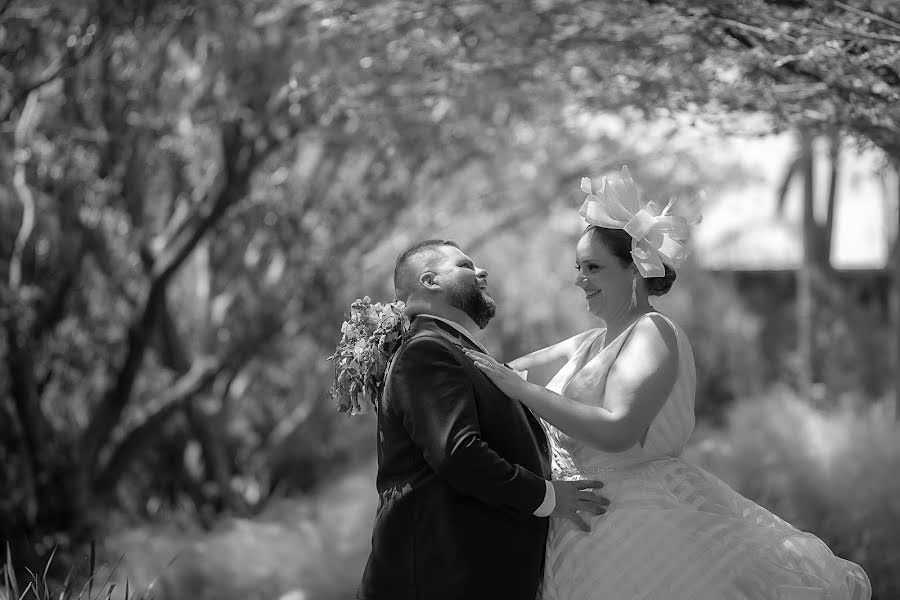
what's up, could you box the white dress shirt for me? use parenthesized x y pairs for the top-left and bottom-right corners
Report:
(417, 314), (556, 517)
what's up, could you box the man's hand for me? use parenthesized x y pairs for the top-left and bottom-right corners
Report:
(550, 479), (609, 532)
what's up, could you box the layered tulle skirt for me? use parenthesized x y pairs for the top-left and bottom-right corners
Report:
(542, 457), (871, 600)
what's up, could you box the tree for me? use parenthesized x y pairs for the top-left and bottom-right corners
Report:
(1, 0), (499, 546)
(627, 0), (900, 406)
(4, 0), (690, 565)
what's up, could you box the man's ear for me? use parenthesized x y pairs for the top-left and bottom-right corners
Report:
(420, 271), (439, 290)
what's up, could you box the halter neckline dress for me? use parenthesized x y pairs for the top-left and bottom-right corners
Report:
(540, 312), (871, 600)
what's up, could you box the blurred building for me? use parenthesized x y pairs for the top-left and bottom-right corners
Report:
(694, 133), (899, 317)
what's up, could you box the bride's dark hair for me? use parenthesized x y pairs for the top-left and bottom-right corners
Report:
(583, 225), (677, 297)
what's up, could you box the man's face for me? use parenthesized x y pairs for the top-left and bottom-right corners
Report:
(432, 246), (496, 328)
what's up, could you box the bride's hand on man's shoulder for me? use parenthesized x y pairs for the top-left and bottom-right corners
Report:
(463, 349), (529, 396)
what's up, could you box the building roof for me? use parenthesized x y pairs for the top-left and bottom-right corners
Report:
(692, 133), (895, 271)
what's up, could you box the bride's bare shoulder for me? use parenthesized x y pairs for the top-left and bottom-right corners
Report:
(620, 313), (679, 367)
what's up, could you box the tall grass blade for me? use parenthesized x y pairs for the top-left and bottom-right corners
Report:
(77, 579), (91, 599)
(41, 545), (57, 595)
(141, 548), (182, 600)
(22, 569), (36, 598)
(14, 581), (32, 600)
(90, 553), (123, 600)
(88, 542), (95, 600)
(5, 543), (20, 599)
(60, 564), (75, 599)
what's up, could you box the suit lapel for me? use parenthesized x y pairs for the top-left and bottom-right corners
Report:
(408, 317), (548, 444)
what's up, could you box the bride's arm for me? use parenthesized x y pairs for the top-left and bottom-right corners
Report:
(507, 328), (601, 372)
(468, 316), (678, 453)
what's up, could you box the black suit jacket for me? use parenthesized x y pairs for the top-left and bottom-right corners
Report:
(358, 316), (552, 600)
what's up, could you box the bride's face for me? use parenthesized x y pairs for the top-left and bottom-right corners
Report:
(574, 230), (635, 318)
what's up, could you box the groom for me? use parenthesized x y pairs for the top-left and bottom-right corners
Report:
(358, 240), (608, 600)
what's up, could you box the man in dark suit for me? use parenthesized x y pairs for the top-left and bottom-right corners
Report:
(358, 240), (609, 600)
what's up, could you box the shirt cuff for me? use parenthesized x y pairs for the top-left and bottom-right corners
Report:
(532, 479), (556, 517)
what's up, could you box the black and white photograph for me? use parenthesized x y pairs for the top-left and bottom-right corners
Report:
(1, 1), (897, 598)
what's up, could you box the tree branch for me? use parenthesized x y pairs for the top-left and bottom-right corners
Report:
(91, 357), (224, 495)
(78, 124), (258, 499)
(9, 91), (40, 290)
(0, 28), (101, 125)
(92, 318), (281, 496)
(835, 1), (900, 32)
(0, 0), (14, 19)
(81, 222), (141, 309)
(3, 317), (46, 526)
(801, 20), (900, 45)
(153, 289), (247, 513)
(775, 156), (801, 216)
(29, 241), (85, 340)
(30, 192), (89, 341)
(152, 122), (268, 283)
(9, 170), (35, 290)
(715, 16), (801, 44)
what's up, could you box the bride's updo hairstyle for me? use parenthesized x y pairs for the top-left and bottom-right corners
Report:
(584, 225), (677, 297)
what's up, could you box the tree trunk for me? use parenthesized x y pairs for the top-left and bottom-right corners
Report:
(155, 284), (246, 514)
(823, 133), (839, 260)
(4, 318), (43, 525)
(92, 358), (222, 496)
(894, 166), (900, 419)
(76, 123), (255, 513)
(6, 89), (50, 526)
(797, 130), (816, 390)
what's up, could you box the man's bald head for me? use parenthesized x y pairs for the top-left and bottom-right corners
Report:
(393, 239), (459, 302)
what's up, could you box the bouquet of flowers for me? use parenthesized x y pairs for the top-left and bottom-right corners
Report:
(328, 296), (410, 415)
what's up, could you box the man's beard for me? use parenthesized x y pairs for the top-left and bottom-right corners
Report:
(445, 283), (496, 329)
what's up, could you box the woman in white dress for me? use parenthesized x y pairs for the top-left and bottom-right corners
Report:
(464, 168), (872, 600)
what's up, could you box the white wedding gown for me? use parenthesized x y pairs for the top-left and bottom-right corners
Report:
(540, 312), (871, 600)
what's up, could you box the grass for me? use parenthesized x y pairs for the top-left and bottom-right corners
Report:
(1, 540), (179, 600)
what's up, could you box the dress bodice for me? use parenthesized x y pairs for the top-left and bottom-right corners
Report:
(544, 311), (697, 476)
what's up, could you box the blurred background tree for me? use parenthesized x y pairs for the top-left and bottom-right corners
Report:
(2, 0), (898, 598)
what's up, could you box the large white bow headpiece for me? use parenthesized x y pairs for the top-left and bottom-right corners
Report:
(579, 166), (697, 278)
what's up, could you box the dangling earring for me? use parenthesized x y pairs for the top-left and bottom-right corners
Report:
(631, 276), (638, 308)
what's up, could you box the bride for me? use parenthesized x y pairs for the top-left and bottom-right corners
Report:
(465, 168), (871, 600)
